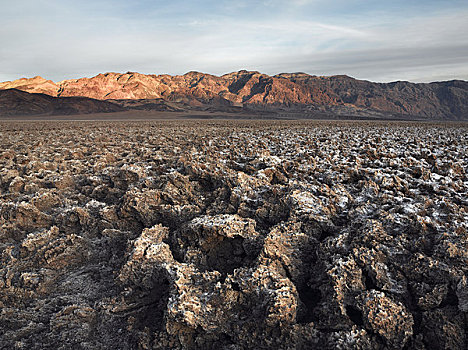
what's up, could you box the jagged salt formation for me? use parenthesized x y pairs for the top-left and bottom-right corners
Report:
(0, 120), (467, 349)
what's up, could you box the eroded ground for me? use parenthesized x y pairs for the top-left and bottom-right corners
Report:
(0, 120), (467, 349)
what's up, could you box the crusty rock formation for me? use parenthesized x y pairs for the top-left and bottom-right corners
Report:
(0, 120), (467, 349)
(1, 71), (467, 119)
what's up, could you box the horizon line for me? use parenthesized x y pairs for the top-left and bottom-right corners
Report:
(2, 70), (467, 85)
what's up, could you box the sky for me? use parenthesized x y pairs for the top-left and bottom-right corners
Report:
(1, 0), (467, 83)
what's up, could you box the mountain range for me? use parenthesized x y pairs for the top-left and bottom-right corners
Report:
(1, 71), (467, 119)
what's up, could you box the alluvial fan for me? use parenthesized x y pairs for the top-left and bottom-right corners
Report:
(0, 120), (467, 349)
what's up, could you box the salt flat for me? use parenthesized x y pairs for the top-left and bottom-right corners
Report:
(0, 120), (467, 349)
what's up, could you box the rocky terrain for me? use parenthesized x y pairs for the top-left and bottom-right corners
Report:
(0, 120), (467, 349)
(1, 71), (467, 119)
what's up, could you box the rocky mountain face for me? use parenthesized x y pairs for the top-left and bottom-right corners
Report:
(1, 71), (467, 119)
(0, 89), (124, 116)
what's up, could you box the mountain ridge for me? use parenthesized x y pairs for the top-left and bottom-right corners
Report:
(1, 71), (467, 119)
(0, 88), (124, 116)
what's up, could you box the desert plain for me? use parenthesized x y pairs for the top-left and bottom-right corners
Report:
(0, 119), (467, 349)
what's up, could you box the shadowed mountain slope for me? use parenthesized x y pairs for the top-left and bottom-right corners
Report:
(0, 89), (123, 116)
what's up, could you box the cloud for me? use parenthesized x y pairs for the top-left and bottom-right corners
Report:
(276, 45), (468, 81)
(0, 1), (467, 82)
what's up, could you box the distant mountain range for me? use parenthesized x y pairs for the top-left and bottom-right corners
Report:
(0, 89), (123, 117)
(1, 71), (467, 119)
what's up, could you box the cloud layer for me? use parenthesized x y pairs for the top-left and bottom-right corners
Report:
(1, 0), (467, 82)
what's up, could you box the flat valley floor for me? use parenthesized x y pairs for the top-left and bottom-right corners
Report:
(0, 119), (467, 349)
